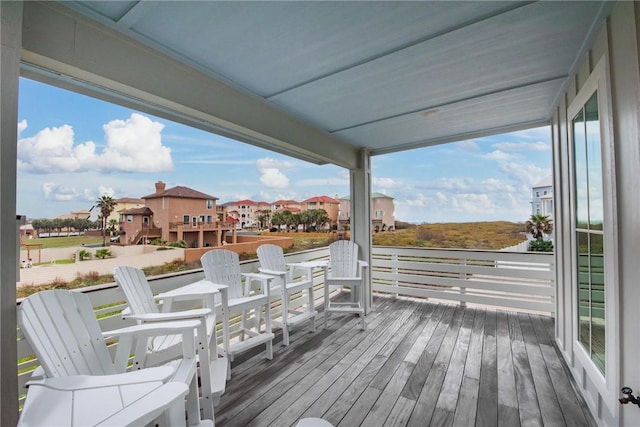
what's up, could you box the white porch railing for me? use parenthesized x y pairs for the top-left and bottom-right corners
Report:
(16, 245), (554, 406)
(371, 246), (555, 314)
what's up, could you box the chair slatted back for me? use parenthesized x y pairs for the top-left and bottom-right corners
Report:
(329, 240), (359, 277)
(201, 249), (244, 300)
(114, 266), (160, 315)
(19, 290), (116, 378)
(257, 244), (287, 287)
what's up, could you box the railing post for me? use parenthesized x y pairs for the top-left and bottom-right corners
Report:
(392, 253), (399, 298)
(459, 257), (467, 307)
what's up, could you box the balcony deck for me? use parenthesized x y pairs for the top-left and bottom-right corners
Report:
(215, 294), (596, 427)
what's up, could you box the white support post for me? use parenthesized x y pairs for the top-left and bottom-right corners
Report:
(0, 2), (22, 424)
(350, 149), (372, 314)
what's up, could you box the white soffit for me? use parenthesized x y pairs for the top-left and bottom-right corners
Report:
(55, 1), (608, 157)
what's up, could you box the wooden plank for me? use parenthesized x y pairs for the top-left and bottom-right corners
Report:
(299, 299), (424, 425)
(530, 315), (597, 427)
(476, 310), (497, 427)
(452, 309), (485, 427)
(400, 304), (456, 401)
(406, 305), (467, 426)
(496, 310), (520, 427)
(518, 313), (565, 426)
(361, 361), (416, 427)
(433, 308), (476, 414)
(336, 387), (383, 427)
(509, 312), (543, 427)
(384, 395), (416, 427)
(266, 301), (426, 426)
(369, 303), (436, 390)
(212, 295), (597, 427)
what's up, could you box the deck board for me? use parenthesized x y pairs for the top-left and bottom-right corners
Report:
(214, 295), (597, 427)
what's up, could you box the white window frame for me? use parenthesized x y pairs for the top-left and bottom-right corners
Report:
(567, 55), (618, 412)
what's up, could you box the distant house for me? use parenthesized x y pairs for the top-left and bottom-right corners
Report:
(56, 209), (91, 221)
(271, 199), (302, 213)
(338, 193), (395, 231)
(117, 181), (234, 248)
(223, 199), (270, 229)
(110, 197), (145, 224)
(531, 176), (553, 219)
(300, 196), (340, 227)
(118, 207), (160, 245)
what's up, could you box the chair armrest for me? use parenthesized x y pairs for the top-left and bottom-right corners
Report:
(242, 273), (272, 297)
(27, 366), (176, 390)
(123, 308), (211, 322)
(257, 268), (287, 277)
(102, 319), (201, 340)
(96, 382), (189, 427)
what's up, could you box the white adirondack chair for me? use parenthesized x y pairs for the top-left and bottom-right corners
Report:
(257, 244), (318, 346)
(200, 249), (274, 368)
(114, 266), (227, 417)
(18, 290), (211, 427)
(324, 240), (368, 330)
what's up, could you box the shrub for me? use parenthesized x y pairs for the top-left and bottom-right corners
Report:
(168, 240), (187, 248)
(529, 239), (554, 252)
(150, 238), (167, 246)
(95, 249), (112, 259)
(78, 249), (92, 261)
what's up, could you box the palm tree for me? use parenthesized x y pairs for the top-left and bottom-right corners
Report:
(526, 214), (553, 240)
(96, 195), (117, 246)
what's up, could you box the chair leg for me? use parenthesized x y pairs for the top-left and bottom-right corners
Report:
(282, 291), (290, 346)
(308, 286), (316, 332)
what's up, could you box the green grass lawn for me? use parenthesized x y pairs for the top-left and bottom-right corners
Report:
(22, 235), (105, 249)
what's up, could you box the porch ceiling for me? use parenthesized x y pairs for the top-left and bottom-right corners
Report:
(24, 1), (609, 165)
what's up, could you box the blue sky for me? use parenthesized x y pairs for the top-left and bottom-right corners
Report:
(17, 78), (551, 223)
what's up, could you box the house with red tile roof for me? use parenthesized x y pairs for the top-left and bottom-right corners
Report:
(300, 195), (339, 226)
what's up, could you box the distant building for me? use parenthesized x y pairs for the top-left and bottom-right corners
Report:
(117, 181), (235, 247)
(338, 193), (395, 231)
(110, 197), (145, 223)
(531, 176), (553, 219)
(300, 196), (340, 227)
(56, 209), (91, 221)
(223, 199), (270, 229)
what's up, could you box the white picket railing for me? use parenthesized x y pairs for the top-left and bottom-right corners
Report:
(371, 246), (555, 314)
(16, 245), (554, 405)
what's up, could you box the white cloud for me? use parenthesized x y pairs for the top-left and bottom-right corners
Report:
(454, 140), (479, 151)
(372, 177), (398, 190)
(17, 113), (173, 174)
(483, 150), (512, 161)
(17, 120), (27, 135)
(492, 141), (550, 151)
(42, 182), (80, 201)
(256, 157), (291, 189)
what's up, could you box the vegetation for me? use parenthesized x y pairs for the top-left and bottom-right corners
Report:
(270, 209), (331, 232)
(22, 235), (103, 249)
(525, 214), (553, 240)
(96, 195), (117, 247)
(30, 217), (96, 237)
(94, 248), (112, 259)
(78, 249), (92, 261)
(372, 221), (527, 250)
(529, 239), (554, 252)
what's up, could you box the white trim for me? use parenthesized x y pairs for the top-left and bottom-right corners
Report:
(567, 54), (619, 415)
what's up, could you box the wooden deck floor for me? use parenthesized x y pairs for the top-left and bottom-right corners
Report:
(215, 295), (596, 427)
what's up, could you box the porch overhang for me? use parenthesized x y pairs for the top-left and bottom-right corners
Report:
(19, 1), (612, 163)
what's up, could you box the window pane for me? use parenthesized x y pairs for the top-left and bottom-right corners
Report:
(577, 231), (591, 350)
(573, 109), (588, 228)
(585, 93), (603, 231)
(590, 233), (605, 373)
